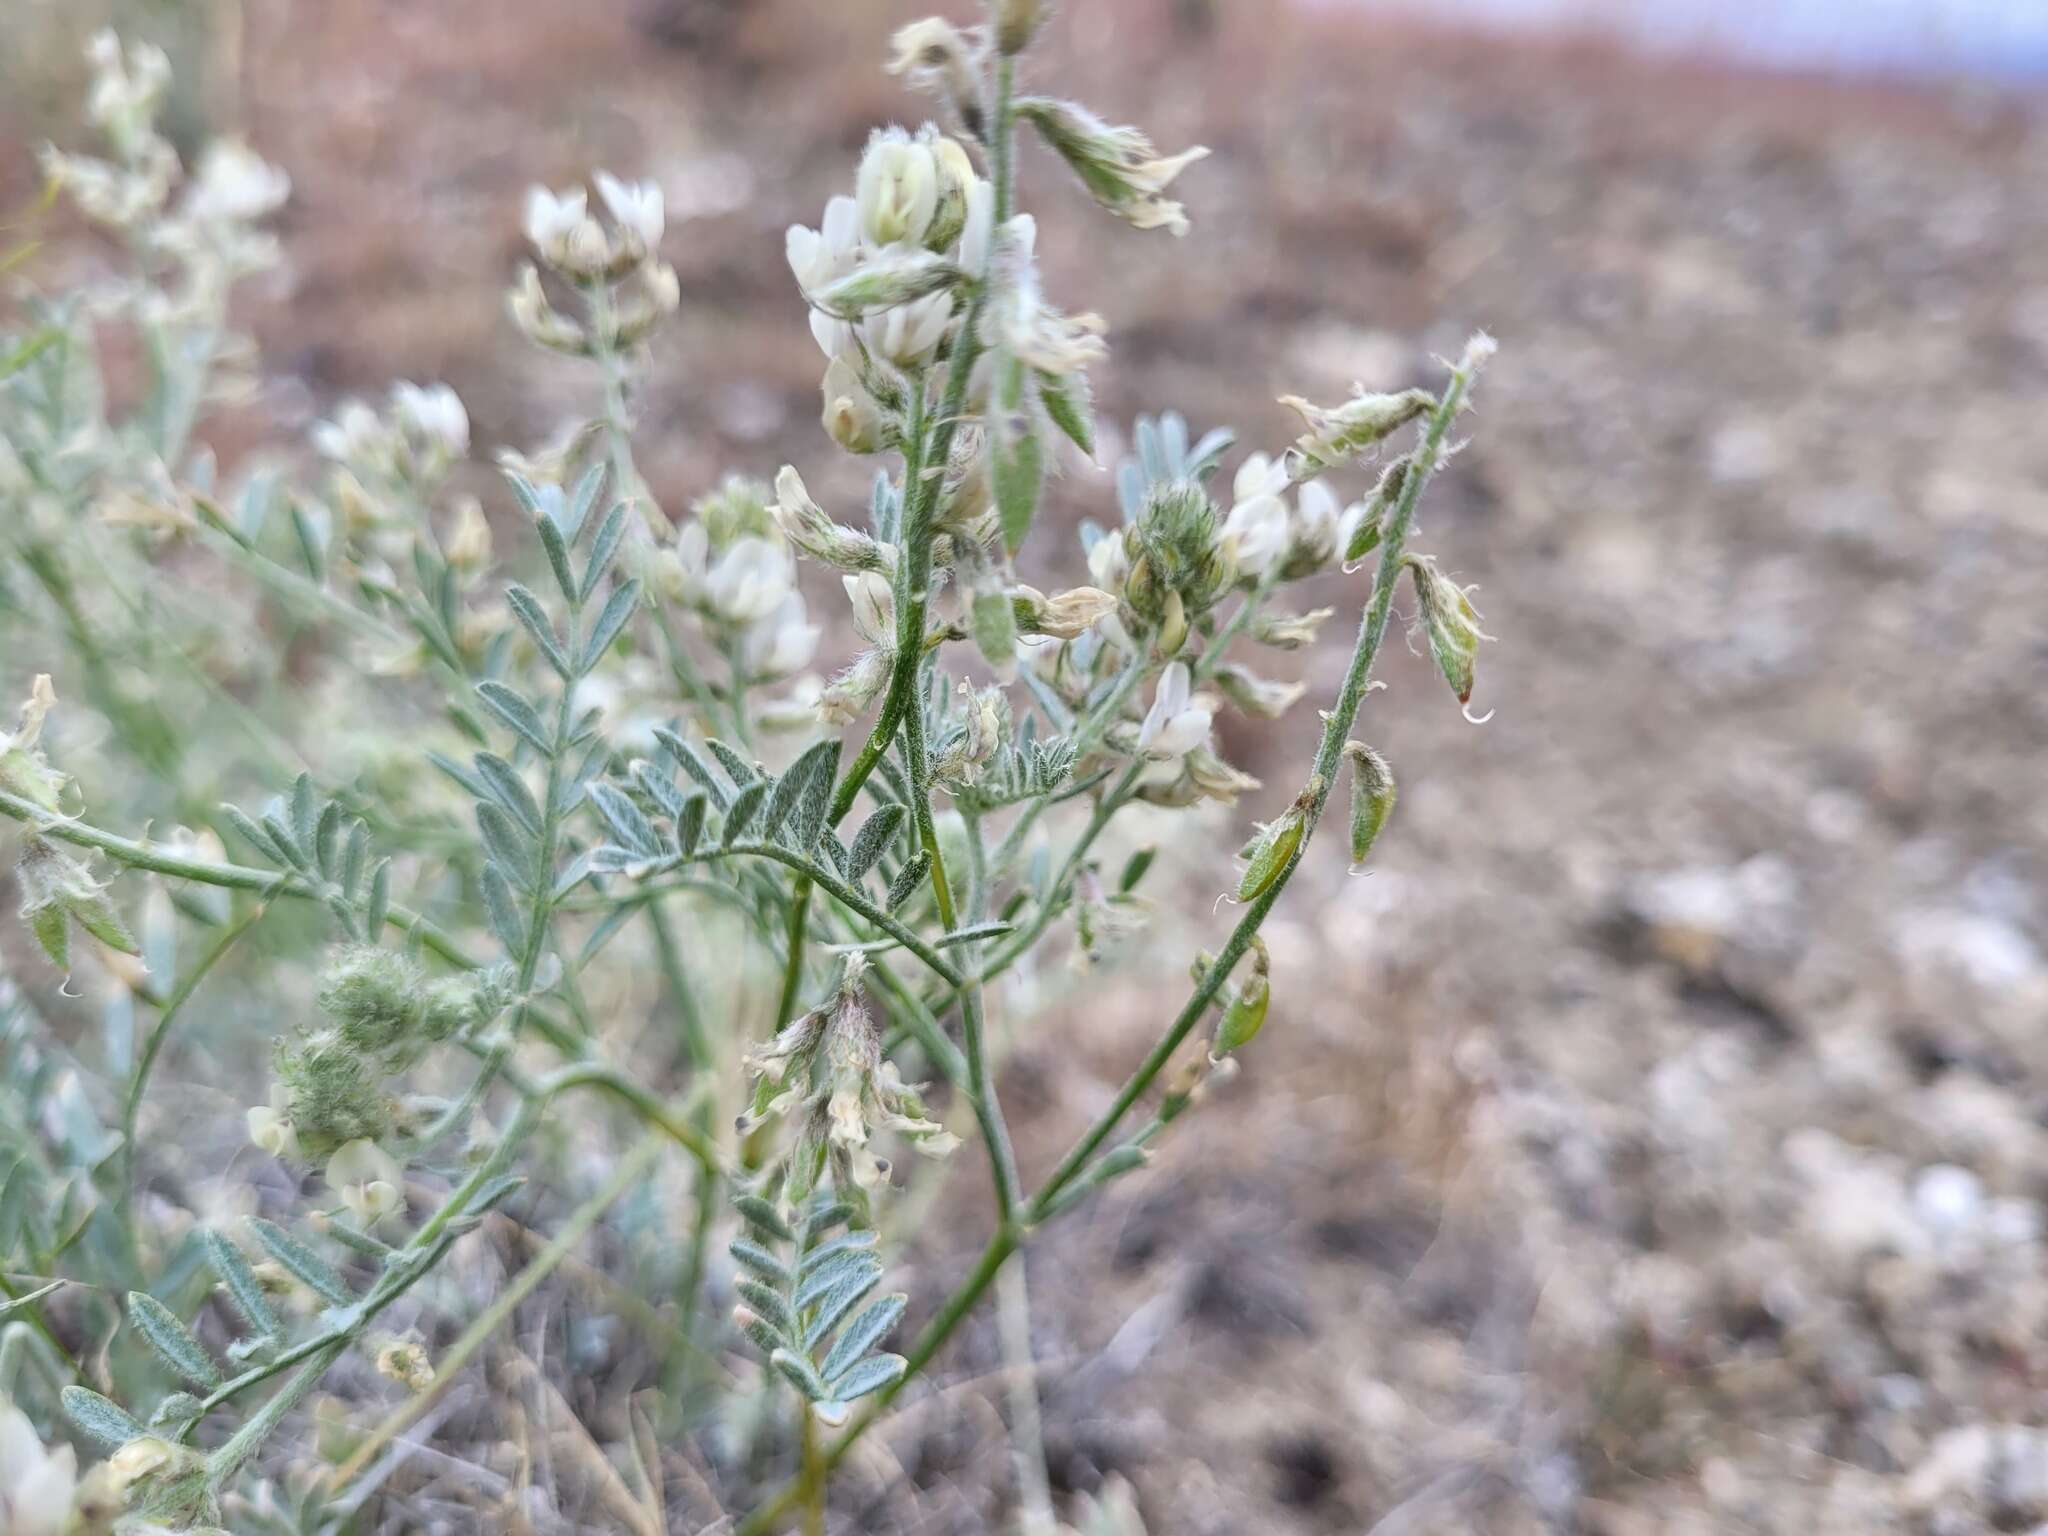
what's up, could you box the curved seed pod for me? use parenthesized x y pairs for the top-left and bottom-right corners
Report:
(1342, 742), (1396, 868)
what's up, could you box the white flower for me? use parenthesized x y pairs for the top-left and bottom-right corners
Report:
(843, 571), (897, 647)
(787, 196), (864, 359)
(0, 1394), (79, 1536)
(106, 1436), (174, 1487)
(821, 356), (886, 455)
(855, 128), (939, 248)
(595, 170), (665, 251)
(524, 184), (605, 272)
(523, 185), (586, 254)
(745, 592), (821, 679)
(507, 263), (586, 353)
(1136, 662), (1211, 761)
(656, 521), (710, 606)
(1293, 479), (1369, 570)
(389, 381), (470, 458)
(1220, 453), (1292, 578)
(311, 399), (387, 466)
(958, 179), (997, 275)
(864, 291), (952, 368)
(326, 1139), (405, 1228)
(1087, 529), (1131, 594)
(246, 1086), (300, 1162)
(84, 32), (170, 141)
(706, 538), (793, 626)
(181, 141), (290, 224)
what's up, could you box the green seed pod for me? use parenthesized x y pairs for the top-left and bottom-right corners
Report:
(1234, 783), (1315, 904)
(1214, 967), (1270, 1057)
(319, 945), (425, 1055)
(1342, 457), (1409, 570)
(1403, 555), (1490, 706)
(1342, 742), (1396, 867)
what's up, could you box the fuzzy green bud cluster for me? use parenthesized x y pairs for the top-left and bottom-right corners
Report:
(1121, 482), (1235, 655)
(261, 946), (484, 1161)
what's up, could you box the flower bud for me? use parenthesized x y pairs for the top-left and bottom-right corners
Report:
(995, 0), (1046, 54)
(1251, 607), (1332, 651)
(0, 674), (67, 812)
(822, 356), (888, 455)
(810, 248), (963, 319)
(1184, 747), (1260, 806)
(1011, 583), (1117, 640)
(445, 497), (493, 573)
(774, 466), (896, 573)
(843, 571), (897, 647)
(856, 127), (940, 247)
(390, 380), (469, 462)
(819, 649), (891, 726)
(1213, 664), (1306, 720)
(925, 134), (977, 252)
(1343, 741), (1396, 868)
(884, 19), (987, 138)
(1279, 386), (1435, 472)
(1402, 554), (1490, 705)
(508, 264), (586, 354)
(523, 184), (586, 268)
(1014, 97), (1208, 237)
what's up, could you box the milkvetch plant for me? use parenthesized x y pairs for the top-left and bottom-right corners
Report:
(0, 8), (1496, 1531)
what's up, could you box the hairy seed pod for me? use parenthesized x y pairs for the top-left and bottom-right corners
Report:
(1235, 784), (1314, 904)
(1342, 742), (1396, 867)
(1403, 555), (1491, 705)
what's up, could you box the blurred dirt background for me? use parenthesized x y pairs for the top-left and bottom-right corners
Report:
(8, 0), (2048, 1531)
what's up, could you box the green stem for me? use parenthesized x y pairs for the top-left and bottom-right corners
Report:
(1027, 358), (1478, 1219)
(119, 903), (268, 1232)
(0, 790), (474, 970)
(736, 346), (1490, 1534)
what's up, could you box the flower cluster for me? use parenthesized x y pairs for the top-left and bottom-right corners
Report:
(742, 958), (957, 1215)
(253, 946), (486, 1224)
(652, 475), (823, 725)
(510, 172), (680, 358)
(0, 13), (1501, 1527)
